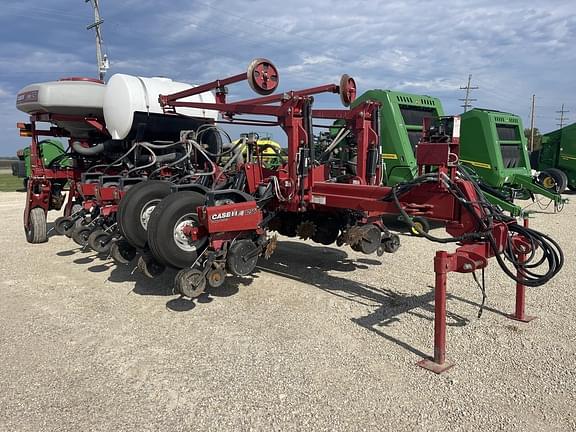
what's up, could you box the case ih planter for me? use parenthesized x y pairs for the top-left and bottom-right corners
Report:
(146, 59), (561, 372)
(16, 59), (564, 373)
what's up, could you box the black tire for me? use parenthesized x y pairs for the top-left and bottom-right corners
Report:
(147, 191), (207, 269)
(88, 230), (112, 254)
(72, 225), (92, 247)
(26, 208), (47, 243)
(410, 216), (431, 237)
(117, 180), (172, 249)
(54, 216), (74, 236)
(568, 184), (576, 192)
(541, 168), (568, 193)
(110, 239), (137, 265)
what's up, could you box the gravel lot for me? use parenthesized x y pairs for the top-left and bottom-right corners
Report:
(0, 191), (574, 431)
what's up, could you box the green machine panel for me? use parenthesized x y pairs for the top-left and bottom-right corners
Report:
(460, 109), (531, 188)
(352, 90), (444, 186)
(538, 123), (576, 189)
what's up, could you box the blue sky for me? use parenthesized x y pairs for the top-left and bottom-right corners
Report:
(1, 0), (575, 155)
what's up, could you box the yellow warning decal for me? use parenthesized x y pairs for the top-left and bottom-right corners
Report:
(382, 153), (398, 160)
(460, 159), (492, 169)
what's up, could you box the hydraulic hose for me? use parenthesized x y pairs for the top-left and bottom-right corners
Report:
(71, 140), (106, 156)
(388, 170), (564, 287)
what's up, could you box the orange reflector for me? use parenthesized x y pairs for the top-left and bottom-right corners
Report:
(19, 130), (33, 137)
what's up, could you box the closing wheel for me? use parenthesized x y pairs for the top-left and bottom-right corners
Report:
(54, 216), (74, 236)
(358, 225), (381, 255)
(110, 239), (137, 265)
(175, 268), (206, 298)
(137, 254), (166, 278)
(226, 240), (259, 276)
(247, 58), (279, 95)
(117, 180), (172, 249)
(72, 225), (92, 247)
(207, 267), (227, 288)
(26, 207), (47, 244)
(88, 230), (113, 254)
(64, 220), (78, 237)
(339, 74), (357, 107)
(382, 234), (400, 253)
(147, 191), (207, 268)
(410, 217), (431, 237)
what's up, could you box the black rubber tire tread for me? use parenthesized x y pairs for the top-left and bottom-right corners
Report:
(88, 230), (112, 254)
(117, 180), (171, 249)
(543, 168), (568, 193)
(147, 191), (206, 269)
(110, 240), (137, 265)
(410, 216), (431, 237)
(72, 225), (92, 247)
(26, 207), (47, 243)
(54, 216), (73, 236)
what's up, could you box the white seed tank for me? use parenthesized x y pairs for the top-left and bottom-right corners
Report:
(16, 78), (106, 116)
(16, 78), (106, 137)
(103, 74), (218, 140)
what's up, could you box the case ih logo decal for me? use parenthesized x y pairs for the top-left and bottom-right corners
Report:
(211, 208), (257, 221)
(16, 90), (39, 104)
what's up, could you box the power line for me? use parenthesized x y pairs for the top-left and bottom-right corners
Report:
(459, 74), (478, 112)
(555, 103), (569, 128)
(85, 0), (109, 81)
(529, 94), (536, 152)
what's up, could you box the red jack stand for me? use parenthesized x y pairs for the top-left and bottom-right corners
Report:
(417, 251), (455, 374)
(506, 217), (537, 323)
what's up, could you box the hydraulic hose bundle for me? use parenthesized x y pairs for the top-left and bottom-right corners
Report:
(388, 168), (564, 288)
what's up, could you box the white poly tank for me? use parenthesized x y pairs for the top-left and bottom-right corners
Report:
(16, 78), (106, 137)
(16, 78), (106, 117)
(103, 74), (218, 140)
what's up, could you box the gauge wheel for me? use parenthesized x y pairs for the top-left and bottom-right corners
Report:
(117, 180), (172, 249)
(147, 191), (207, 268)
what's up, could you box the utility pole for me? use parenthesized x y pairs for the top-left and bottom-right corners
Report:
(529, 94), (536, 152)
(556, 103), (569, 129)
(85, 0), (109, 81)
(459, 74), (478, 112)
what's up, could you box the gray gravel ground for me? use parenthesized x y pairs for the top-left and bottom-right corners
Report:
(0, 191), (574, 431)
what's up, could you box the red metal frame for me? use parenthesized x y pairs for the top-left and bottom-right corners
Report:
(506, 217), (537, 323)
(158, 63), (535, 374)
(22, 113), (108, 229)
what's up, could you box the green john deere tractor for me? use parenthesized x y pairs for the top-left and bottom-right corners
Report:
(459, 108), (566, 209)
(531, 122), (576, 192)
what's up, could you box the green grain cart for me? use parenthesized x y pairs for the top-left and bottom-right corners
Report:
(531, 122), (576, 192)
(459, 108), (566, 209)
